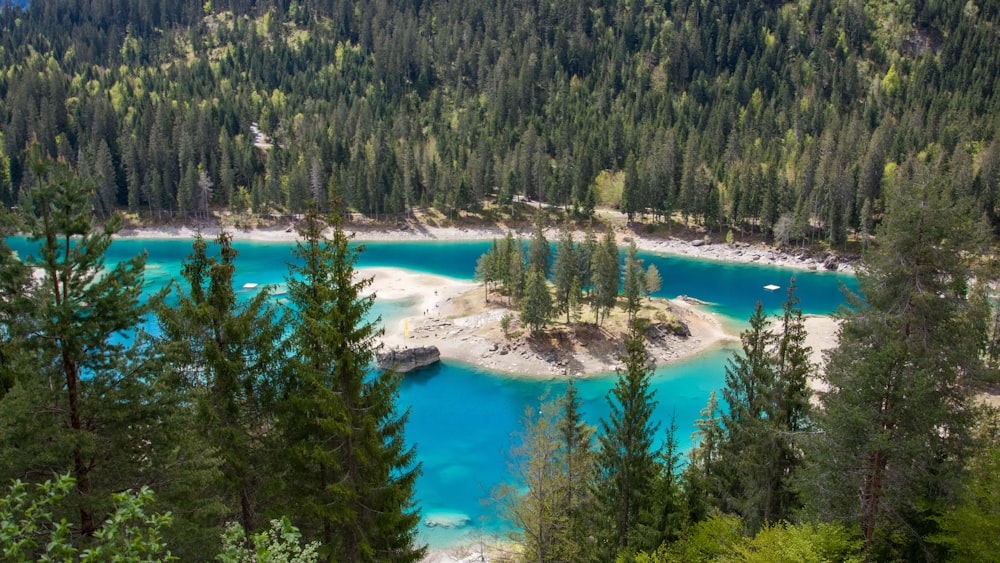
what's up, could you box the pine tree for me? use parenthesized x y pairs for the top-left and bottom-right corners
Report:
(279, 208), (424, 562)
(652, 414), (685, 547)
(157, 231), (284, 537)
(801, 166), (989, 560)
(717, 302), (776, 529)
(552, 225), (582, 324)
(0, 217), (32, 398)
(621, 240), (647, 323)
(590, 230), (620, 326)
(557, 380), (595, 560)
(0, 146), (212, 551)
(521, 268), (553, 336)
(593, 326), (660, 556)
(528, 219), (550, 277)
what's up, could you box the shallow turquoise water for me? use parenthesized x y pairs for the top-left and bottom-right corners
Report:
(6, 236), (856, 547)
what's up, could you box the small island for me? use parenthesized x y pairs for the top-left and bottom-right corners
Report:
(365, 265), (736, 378)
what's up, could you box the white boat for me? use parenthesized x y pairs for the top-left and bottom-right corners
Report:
(763, 284), (780, 291)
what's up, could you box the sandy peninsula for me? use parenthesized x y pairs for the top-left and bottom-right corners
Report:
(112, 221), (846, 377)
(359, 266), (737, 378)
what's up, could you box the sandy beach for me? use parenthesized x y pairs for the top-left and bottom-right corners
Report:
(113, 221), (847, 377)
(115, 219), (856, 274)
(360, 265), (738, 377)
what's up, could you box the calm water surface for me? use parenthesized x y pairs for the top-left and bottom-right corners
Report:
(7, 236), (856, 547)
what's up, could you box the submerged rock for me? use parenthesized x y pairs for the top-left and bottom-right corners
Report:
(423, 511), (472, 529)
(376, 346), (441, 373)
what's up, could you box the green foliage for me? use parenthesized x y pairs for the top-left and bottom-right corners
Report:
(724, 521), (862, 563)
(520, 269), (552, 336)
(801, 163), (991, 559)
(0, 474), (175, 562)
(494, 384), (595, 563)
(0, 0), (998, 244)
(217, 517), (320, 563)
(621, 240), (646, 322)
(594, 326), (660, 556)
(0, 147), (216, 555)
(661, 513), (743, 563)
(928, 424), (1000, 562)
(590, 230), (620, 326)
(279, 208), (424, 562)
(645, 264), (662, 299)
(157, 231), (284, 536)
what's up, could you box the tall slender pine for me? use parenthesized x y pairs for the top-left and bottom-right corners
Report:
(280, 208), (424, 562)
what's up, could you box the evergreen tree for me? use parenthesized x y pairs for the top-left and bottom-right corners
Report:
(552, 225), (582, 324)
(717, 302), (777, 529)
(528, 219), (550, 277)
(507, 237), (528, 306)
(590, 230), (620, 326)
(0, 215), (32, 398)
(157, 231), (284, 537)
(801, 166), (990, 560)
(557, 380), (595, 560)
(521, 268), (553, 336)
(621, 240), (647, 323)
(593, 326), (660, 556)
(652, 414), (685, 547)
(0, 146), (213, 553)
(279, 208), (424, 562)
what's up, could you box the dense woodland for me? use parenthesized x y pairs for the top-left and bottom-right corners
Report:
(3, 0), (1000, 561)
(1, 0), (1000, 244)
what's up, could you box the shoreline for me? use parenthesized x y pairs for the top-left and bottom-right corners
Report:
(360, 266), (739, 378)
(115, 222), (856, 274)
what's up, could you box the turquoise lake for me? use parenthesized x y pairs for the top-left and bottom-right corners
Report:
(6, 236), (857, 548)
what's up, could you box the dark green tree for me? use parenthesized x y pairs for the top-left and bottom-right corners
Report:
(621, 240), (647, 323)
(557, 380), (595, 560)
(590, 230), (620, 326)
(552, 225), (582, 324)
(528, 219), (550, 277)
(0, 147), (213, 553)
(157, 231), (284, 537)
(521, 268), (553, 336)
(593, 326), (660, 556)
(279, 208), (424, 562)
(801, 167), (990, 560)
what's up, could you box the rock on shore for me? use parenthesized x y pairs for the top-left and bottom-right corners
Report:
(376, 345), (441, 373)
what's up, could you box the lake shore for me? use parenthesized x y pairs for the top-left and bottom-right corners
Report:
(113, 223), (847, 377)
(361, 265), (738, 378)
(115, 220), (856, 274)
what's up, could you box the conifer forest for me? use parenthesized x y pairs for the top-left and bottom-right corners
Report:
(2, 0), (1000, 561)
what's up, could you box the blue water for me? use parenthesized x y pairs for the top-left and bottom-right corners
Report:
(5, 236), (856, 547)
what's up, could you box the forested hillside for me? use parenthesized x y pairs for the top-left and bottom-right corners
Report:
(2, 0), (999, 245)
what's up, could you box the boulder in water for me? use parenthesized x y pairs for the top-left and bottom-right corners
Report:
(377, 346), (441, 373)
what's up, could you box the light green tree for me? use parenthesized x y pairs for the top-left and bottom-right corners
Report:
(0, 474), (175, 562)
(645, 264), (662, 300)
